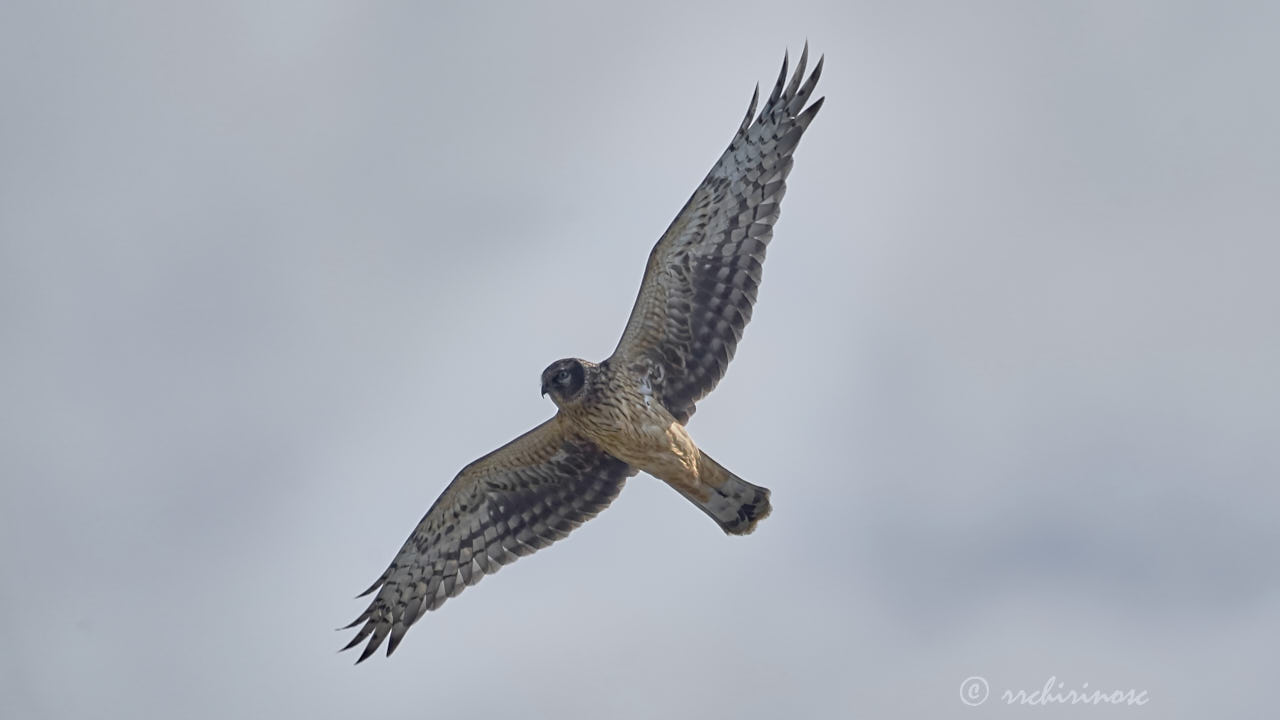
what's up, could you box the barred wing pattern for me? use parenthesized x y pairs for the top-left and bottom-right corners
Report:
(342, 419), (634, 662)
(611, 46), (824, 422)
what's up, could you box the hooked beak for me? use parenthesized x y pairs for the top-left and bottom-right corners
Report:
(540, 382), (549, 397)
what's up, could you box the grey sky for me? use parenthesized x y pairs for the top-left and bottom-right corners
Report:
(2, 1), (1277, 718)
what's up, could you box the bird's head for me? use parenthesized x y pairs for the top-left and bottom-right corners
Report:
(541, 358), (588, 408)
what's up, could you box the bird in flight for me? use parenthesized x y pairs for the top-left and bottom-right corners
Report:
(343, 46), (824, 662)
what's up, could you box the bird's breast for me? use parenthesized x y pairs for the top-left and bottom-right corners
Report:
(565, 371), (689, 471)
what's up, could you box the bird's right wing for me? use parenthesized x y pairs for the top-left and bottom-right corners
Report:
(610, 46), (824, 422)
(342, 417), (635, 662)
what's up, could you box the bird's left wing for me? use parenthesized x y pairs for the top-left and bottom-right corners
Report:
(611, 46), (824, 422)
(342, 417), (634, 662)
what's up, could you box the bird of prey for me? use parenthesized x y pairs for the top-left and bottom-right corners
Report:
(343, 46), (824, 662)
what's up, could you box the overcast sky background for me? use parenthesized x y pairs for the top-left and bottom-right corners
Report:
(2, 1), (1277, 718)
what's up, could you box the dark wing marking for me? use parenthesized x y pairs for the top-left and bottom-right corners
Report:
(611, 45), (824, 422)
(342, 418), (634, 662)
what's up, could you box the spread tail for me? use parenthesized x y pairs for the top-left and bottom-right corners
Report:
(677, 451), (772, 535)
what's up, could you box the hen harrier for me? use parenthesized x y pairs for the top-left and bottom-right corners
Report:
(344, 46), (824, 662)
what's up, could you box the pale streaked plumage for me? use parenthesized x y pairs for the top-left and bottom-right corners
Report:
(344, 46), (824, 663)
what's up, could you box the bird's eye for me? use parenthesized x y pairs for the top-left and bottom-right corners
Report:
(555, 369), (572, 384)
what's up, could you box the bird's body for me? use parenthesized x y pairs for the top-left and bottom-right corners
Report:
(344, 45), (824, 662)
(552, 361), (690, 477)
(545, 359), (769, 532)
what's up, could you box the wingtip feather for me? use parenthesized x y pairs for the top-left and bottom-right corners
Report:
(387, 627), (407, 657)
(341, 623), (373, 652)
(781, 49), (822, 117)
(356, 573), (386, 598)
(739, 83), (760, 134)
(782, 44), (809, 102)
(355, 632), (385, 664)
(766, 50), (789, 108)
(797, 95), (825, 127)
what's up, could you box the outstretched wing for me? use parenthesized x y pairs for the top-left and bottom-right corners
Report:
(342, 418), (634, 662)
(610, 46), (824, 422)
